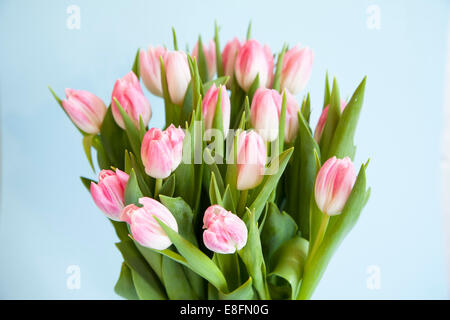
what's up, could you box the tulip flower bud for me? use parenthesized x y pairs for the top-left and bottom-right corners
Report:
(280, 46), (314, 95)
(222, 38), (242, 87)
(141, 125), (185, 179)
(202, 205), (248, 254)
(313, 99), (347, 143)
(139, 45), (167, 97)
(192, 40), (216, 80)
(236, 130), (267, 190)
(164, 51), (191, 105)
(90, 169), (129, 221)
(234, 40), (274, 91)
(284, 90), (300, 143)
(121, 197), (178, 250)
(62, 89), (107, 134)
(202, 84), (231, 138)
(314, 156), (356, 216)
(111, 71), (152, 129)
(250, 88), (282, 142)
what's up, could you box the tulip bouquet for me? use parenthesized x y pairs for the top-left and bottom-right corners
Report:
(49, 23), (370, 300)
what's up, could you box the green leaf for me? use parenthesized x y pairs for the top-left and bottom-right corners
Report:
(124, 169), (144, 206)
(131, 48), (140, 79)
(114, 262), (139, 300)
(323, 72), (331, 108)
(113, 98), (141, 158)
(155, 217), (228, 293)
(159, 174), (176, 197)
(203, 148), (225, 195)
(248, 148), (294, 220)
(247, 74), (260, 100)
(196, 36), (209, 82)
(319, 78), (341, 161)
(172, 27), (178, 50)
(109, 219), (130, 242)
(301, 93), (311, 124)
(261, 202), (298, 269)
(268, 236), (308, 299)
(246, 20), (252, 40)
(272, 44), (288, 92)
(134, 242), (163, 281)
(209, 172), (223, 206)
(214, 21), (224, 77)
(326, 77), (367, 160)
(218, 277), (255, 300)
(99, 107), (126, 169)
(162, 255), (197, 299)
(277, 92), (287, 154)
(202, 76), (230, 95)
(297, 163), (370, 299)
(130, 268), (164, 300)
(222, 185), (236, 213)
(80, 176), (95, 191)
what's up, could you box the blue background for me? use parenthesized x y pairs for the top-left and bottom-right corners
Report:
(0, 0), (448, 299)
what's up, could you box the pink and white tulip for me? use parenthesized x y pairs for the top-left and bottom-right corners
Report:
(192, 40), (216, 80)
(62, 89), (107, 134)
(234, 40), (274, 91)
(202, 84), (231, 138)
(280, 46), (314, 95)
(139, 45), (167, 97)
(111, 71), (152, 129)
(314, 156), (356, 216)
(250, 88), (282, 142)
(121, 197), (178, 250)
(284, 91), (301, 143)
(313, 99), (347, 143)
(202, 205), (248, 254)
(164, 51), (191, 105)
(90, 169), (129, 221)
(141, 125), (185, 179)
(236, 130), (267, 190)
(222, 38), (242, 87)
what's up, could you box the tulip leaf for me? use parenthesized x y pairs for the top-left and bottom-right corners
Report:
(202, 76), (230, 95)
(323, 72), (331, 109)
(131, 48), (140, 79)
(82, 135), (96, 172)
(301, 93), (311, 124)
(247, 74), (260, 101)
(209, 172), (223, 206)
(196, 36), (209, 82)
(297, 163), (370, 299)
(127, 151), (153, 197)
(319, 78), (341, 161)
(248, 147), (293, 220)
(218, 277), (255, 300)
(222, 185), (236, 213)
(114, 98), (142, 158)
(134, 242), (163, 282)
(268, 236), (308, 299)
(160, 57), (182, 126)
(246, 21), (252, 40)
(326, 77), (367, 160)
(80, 176), (95, 191)
(214, 21), (224, 77)
(159, 174), (176, 197)
(114, 262), (139, 300)
(124, 169), (143, 206)
(109, 219), (131, 242)
(162, 255), (197, 299)
(203, 148), (225, 194)
(272, 44), (288, 92)
(212, 87), (225, 158)
(99, 107), (126, 169)
(239, 209), (269, 299)
(277, 92), (287, 154)
(171, 27), (178, 50)
(116, 240), (167, 300)
(225, 133), (239, 205)
(230, 75), (246, 126)
(155, 217), (229, 293)
(260, 202), (298, 270)
(214, 253), (241, 292)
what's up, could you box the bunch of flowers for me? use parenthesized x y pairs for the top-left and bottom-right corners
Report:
(50, 23), (370, 300)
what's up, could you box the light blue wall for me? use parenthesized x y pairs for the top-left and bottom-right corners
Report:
(0, 0), (448, 299)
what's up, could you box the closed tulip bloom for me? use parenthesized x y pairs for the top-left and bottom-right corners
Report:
(313, 99), (347, 143)
(141, 125), (185, 179)
(192, 40), (216, 80)
(250, 88), (282, 142)
(284, 91), (301, 143)
(202, 84), (231, 138)
(314, 156), (356, 216)
(236, 130), (267, 190)
(62, 89), (107, 134)
(139, 45), (167, 97)
(202, 205), (248, 254)
(235, 40), (274, 91)
(222, 37), (242, 87)
(111, 71), (152, 129)
(121, 197), (178, 250)
(164, 51), (191, 105)
(90, 169), (129, 221)
(280, 46), (314, 95)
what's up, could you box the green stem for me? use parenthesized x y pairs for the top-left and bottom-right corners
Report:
(309, 214), (330, 260)
(154, 178), (163, 200)
(237, 189), (248, 215)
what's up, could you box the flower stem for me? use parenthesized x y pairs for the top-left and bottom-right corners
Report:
(309, 214), (330, 259)
(154, 178), (163, 200)
(237, 189), (248, 215)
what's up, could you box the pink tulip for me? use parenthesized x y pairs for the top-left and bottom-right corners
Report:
(111, 71), (152, 129)
(139, 45), (167, 97)
(202, 84), (231, 138)
(192, 40), (216, 80)
(250, 88), (282, 142)
(121, 197), (178, 250)
(222, 38), (242, 87)
(313, 99), (347, 143)
(280, 46), (314, 95)
(164, 51), (191, 105)
(236, 130), (267, 190)
(202, 205), (248, 254)
(284, 91), (300, 143)
(141, 125), (185, 179)
(234, 40), (274, 91)
(314, 156), (356, 216)
(62, 89), (107, 134)
(90, 169), (129, 221)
